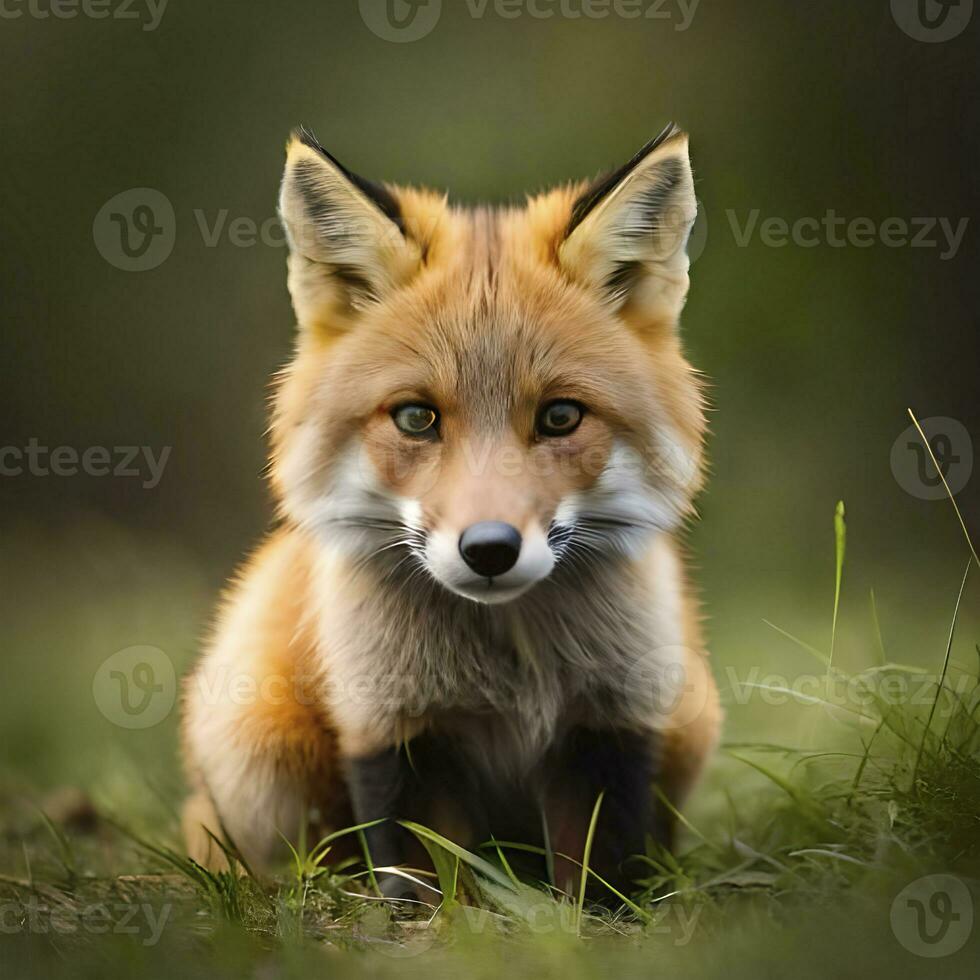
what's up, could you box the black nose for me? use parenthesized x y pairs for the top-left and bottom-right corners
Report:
(458, 521), (522, 578)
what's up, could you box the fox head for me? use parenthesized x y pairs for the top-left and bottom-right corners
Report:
(271, 125), (706, 604)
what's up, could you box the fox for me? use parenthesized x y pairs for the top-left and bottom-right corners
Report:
(181, 122), (721, 899)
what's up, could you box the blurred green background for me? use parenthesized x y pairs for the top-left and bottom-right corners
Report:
(1, 0), (977, 805)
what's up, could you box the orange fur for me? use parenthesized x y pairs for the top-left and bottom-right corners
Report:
(182, 127), (720, 873)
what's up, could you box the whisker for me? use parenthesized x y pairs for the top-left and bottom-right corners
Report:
(549, 512), (654, 571)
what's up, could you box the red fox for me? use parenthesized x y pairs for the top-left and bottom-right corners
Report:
(181, 123), (721, 898)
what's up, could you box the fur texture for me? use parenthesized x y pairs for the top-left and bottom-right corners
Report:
(182, 126), (721, 889)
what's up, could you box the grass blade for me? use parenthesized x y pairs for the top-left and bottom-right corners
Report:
(762, 620), (829, 667)
(907, 409), (979, 571)
(653, 784), (719, 852)
(540, 808), (556, 889)
(357, 828), (380, 896)
(870, 589), (887, 666)
(30, 805), (76, 886)
(829, 500), (846, 679)
(478, 833), (650, 917)
(576, 791), (604, 937)
(737, 682), (879, 726)
(489, 835), (521, 889)
(363, 865), (441, 897)
(847, 713), (888, 803)
(399, 821), (517, 892)
(726, 751), (825, 825)
(308, 818), (386, 865)
(912, 558), (971, 782)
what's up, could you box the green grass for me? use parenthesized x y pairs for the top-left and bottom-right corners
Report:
(2, 504), (979, 979)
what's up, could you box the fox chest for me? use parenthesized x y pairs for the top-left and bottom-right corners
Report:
(319, 590), (681, 772)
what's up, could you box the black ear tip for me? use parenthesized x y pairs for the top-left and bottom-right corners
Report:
(287, 127), (353, 178)
(292, 125), (328, 156)
(637, 121), (685, 159)
(566, 121), (686, 237)
(284, 123), (404, 230)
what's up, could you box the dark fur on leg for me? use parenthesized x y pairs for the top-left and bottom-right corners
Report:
(343, 734), (488, 902)
(343, 747), (420, 898)
(545, 727), (666, 899)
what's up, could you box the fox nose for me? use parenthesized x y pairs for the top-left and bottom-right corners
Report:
(458, 522), (522, 578)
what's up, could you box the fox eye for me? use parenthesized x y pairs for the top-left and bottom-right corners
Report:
(537, 400), (584, 437)
(392, 403), (439, 438)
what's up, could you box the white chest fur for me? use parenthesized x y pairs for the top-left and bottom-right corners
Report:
(314, 533), (686, 774)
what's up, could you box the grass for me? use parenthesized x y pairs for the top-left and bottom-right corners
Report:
(2, 500), (979, 978)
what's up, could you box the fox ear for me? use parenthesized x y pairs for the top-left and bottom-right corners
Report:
(279, 128), (422, 331)
(559, 125), (697, 325)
